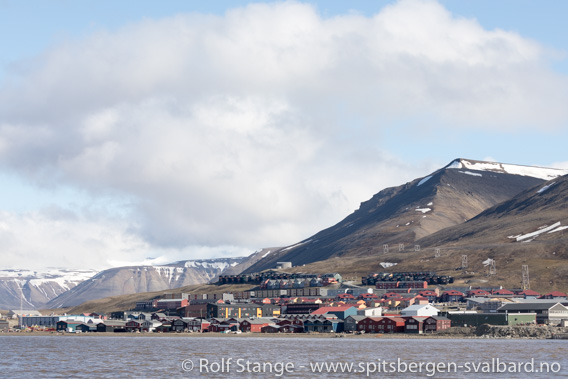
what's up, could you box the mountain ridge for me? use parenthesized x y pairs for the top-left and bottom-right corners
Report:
(241, 158), (568, 273)
(46, 257), (245, 308)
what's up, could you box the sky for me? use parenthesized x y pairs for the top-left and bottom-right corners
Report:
(1, 0), (568, 271)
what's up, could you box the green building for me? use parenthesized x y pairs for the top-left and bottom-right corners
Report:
(448, 312), (536, 327)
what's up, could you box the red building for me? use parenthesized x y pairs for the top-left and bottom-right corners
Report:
(423, 316), (451, 332)
(491, 289), (515, 296)
(467, 289), (491, 297)
(419, 290), (439, 302)
(209, 320), (239, 333)
(514, 289), (540, 298)
(240, 319), (272, 333)
(358, 293), (379, 300)
(336, 293), (356, 301)
(540, 291), (568, 299)
(357, 317), (383, 333)
(378, 317), (405, 333)
(404, 317), (425, 334)
(440, 290), (465, 302)
(125, 320), (142, 332)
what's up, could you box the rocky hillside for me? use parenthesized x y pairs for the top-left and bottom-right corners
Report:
(418, 173), (568, 248)
(46, 257), (244, 308)
(242, 159), (567, 273)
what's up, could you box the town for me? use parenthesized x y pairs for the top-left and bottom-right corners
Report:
(2, 270), (568, 337)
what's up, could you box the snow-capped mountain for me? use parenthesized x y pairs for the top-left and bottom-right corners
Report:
(0, 268), (97, 310)
(445, 159), (566, 180)
(241, 158), (568, 273)
(46, 257), (245, 308)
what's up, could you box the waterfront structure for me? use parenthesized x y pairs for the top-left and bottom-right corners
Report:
(240, 318), (274, 333)
(310, 305), (358, 320)
(497, 302), (568, 324)
(96, 320), (127, 333)
(304, 318), (344, 333)
(448, 312), (536, 327)
(423, 316), (451, 332)
(404, 317), (425, 334)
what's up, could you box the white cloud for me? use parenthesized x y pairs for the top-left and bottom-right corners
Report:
(0, 208), (250, 271)
(0, 0), (567, 269)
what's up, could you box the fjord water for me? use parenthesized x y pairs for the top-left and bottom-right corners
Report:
(0, 336), (566, 378)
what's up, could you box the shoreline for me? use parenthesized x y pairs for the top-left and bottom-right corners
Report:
(0, 331), (551, 339)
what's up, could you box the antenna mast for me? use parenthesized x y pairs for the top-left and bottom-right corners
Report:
(521, 265), (530, 290)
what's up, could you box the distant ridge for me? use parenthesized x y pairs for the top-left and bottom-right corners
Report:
(46, 257), (245, 308)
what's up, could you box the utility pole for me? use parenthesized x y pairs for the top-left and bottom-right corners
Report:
(522, 265), (530, 290)
(461, 255), (468, 270)
(489, 259), (496, 275)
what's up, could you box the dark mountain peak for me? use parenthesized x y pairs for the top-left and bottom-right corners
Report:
(242, 159), (566, 274)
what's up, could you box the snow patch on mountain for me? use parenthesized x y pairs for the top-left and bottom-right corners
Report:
(548, 225), (568, 234)
(447, 159), (568, 180)
(415, 208), (431, 213)
(282, 240), (312, 252)
(459, 171), (482, 177)
(538, 182), (556, 194)
(380, 262), (398, 268)
(515, 222), (562, 242)
(417, 175), (432, 186)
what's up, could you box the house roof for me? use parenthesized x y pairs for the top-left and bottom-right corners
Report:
(498, 302), (566, 311)
(426, 316), (450, 321)
(442, 290), (464, 296)
(419, 290), (437, 295)
(242, 318), (273, 325)
(492, 289), (514, 295)
(405, 317), (426, 322)
(402, 304), (439, 312)
(100, 320), (127, 326)
(542, 291), (567, 297)
(345, 315), (367, 321)
(516, 290), (541, 296)
(363, 316), (383, 322)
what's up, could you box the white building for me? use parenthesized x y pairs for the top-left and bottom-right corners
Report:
(401, 304), (439, 317)
(357, 307), (383, 317)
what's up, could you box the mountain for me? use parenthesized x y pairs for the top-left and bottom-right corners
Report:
(242, 159), (568, 273)
(46, 257), (245, 308)
(418, 173), (568, 248)
(0, 268), (97, 310)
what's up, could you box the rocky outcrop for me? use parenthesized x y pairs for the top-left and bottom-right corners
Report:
(475, 324), (567, 339)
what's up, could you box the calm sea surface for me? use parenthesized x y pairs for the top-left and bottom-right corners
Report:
(0, 335), (566, 378)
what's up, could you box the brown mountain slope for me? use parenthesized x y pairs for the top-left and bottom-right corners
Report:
(280, 174), (568, 292)
(243, 159), (561, 273)
(418, 174), (568, 248)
